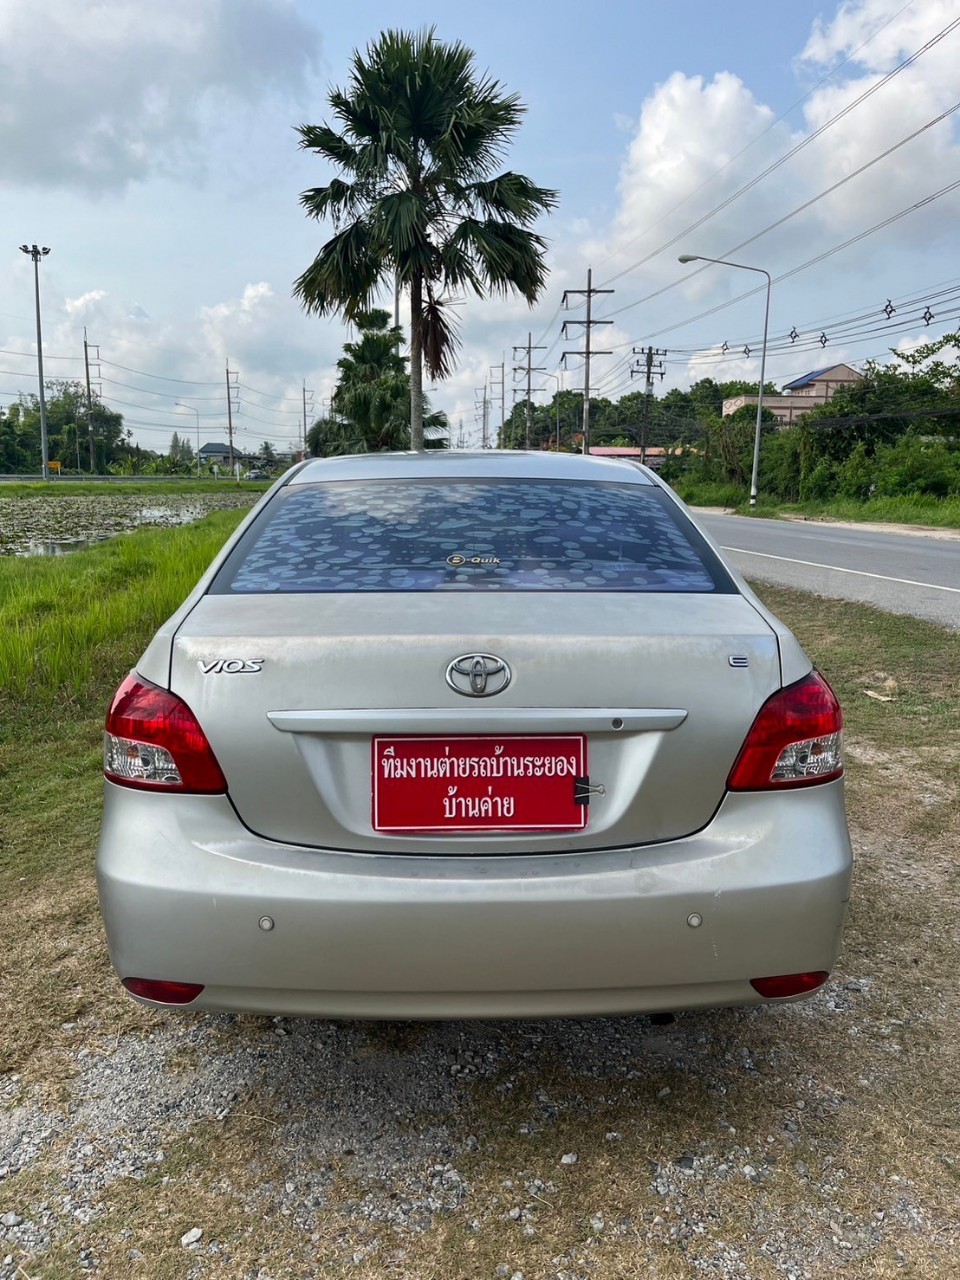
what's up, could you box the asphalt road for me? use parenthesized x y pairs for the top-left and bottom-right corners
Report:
(695, 512), (960, 632)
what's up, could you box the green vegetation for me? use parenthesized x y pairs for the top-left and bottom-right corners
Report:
(661, 335), (960, 512)
(294, 27), (557, 449)
(1, 380), (129, 473)
(675, 485), (960, 528)
(0, 510), (246, 704)
(307, 309), (447, 454)
(0, 383), (284, 479)
(500, 377), (779, 453)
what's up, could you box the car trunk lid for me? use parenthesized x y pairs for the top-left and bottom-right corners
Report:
(166, 590), (783, 853)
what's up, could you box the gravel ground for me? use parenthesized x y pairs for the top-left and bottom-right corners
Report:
(0, 954), (951, 1279)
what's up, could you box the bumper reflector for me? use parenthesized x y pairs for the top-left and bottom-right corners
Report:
(750, 972), (828, 999)
(122, 977), (205, 1005)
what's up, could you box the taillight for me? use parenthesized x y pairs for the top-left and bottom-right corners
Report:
(751, 972), (828, 999)
(727, 670), (843, 791)
(122, 977), (205, 1004)
(104, 673), (227, 793)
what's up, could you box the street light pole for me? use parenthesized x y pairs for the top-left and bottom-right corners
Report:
(175, 403), (201, 479)
(678, 254), (772, 507)
(19, 244), (51, 480)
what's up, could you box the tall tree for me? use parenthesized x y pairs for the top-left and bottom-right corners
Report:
(308, 309), (447, 456)
(294, 27), (557, 449)
(4, 382), (130, 473)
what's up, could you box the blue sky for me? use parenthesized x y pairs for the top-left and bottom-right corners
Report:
(3, 0), (959, 454)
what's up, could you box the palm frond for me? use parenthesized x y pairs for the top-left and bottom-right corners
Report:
(432, 90), (524, 181)
(445, 219), (549, 303)
(375, 190), (430, 254)
(296, 123), (361, 170)
(460, 172), (558, 225)
(420, 292), (461, 381)
(438, 238), (482, 293)
(299, 177), (368, 223)
(293, 222), (387, 318)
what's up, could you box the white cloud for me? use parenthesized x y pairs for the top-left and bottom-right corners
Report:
(591, 71), (789, 275)
(799, 0), (960, 71)
(63, 289), (108, 318)
(0, 0), (321, 193)
(0, 274), (341, 454)
(557, 0), (960, 399)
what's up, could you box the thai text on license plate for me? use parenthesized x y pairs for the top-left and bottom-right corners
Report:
(372, 735), (587, 833)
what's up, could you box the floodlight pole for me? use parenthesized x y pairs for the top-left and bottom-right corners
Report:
(678, 254), (772, 507)
(19, 243), (52, 479)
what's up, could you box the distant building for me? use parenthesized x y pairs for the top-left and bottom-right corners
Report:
(722, 363), (863, 427)
(198, 442), (258, 467)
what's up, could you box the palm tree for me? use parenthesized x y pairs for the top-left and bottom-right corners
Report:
(308, 309), (448, 455)
(294, 28), (557, 450)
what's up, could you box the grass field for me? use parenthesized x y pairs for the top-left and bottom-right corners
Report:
(1, 517), (958, 1278)
(672, 482), (960, 529)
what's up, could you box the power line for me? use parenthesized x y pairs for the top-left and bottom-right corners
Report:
(603, 174), (960, 358)
(601, 97), (960, 326)
(667, 277), (960, 355)
(590, 0), (919, 276)
(98, 357), (222, 386)
(596, 12), (960, 292)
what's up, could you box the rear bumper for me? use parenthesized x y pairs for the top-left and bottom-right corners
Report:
(96, 782), (852, 1019)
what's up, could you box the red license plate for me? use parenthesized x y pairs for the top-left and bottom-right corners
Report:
(372, 735), (587, 833)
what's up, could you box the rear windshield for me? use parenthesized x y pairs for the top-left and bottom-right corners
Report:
(210, 478), (736, 595)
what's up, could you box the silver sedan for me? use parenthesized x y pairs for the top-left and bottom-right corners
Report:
(97, 451), (852, 1018)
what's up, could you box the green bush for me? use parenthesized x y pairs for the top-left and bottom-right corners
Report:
(872, 433), (960, 498)
(759, 429), (803, 502)
(802, 459), (838, 502)
(669, 481), (748, 507)
(837, 442), (875, 501)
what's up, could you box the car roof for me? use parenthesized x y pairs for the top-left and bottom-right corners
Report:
(289, 450), (657, 486)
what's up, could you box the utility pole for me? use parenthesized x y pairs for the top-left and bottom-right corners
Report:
(475, 384), (491, 448)
(302, 381), (316, 458)
(83, 327), (100, 473)
(225, 361), (239, 480)
(561, 269), (614, 455)
(490, 360), (506, 448)
(631, 346), (666, 463)
(512, 333), (547, 448)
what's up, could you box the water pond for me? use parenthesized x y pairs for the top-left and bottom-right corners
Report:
(0, 492), (260, 557)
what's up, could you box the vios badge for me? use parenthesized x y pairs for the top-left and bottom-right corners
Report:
(445, 653), (512, 698)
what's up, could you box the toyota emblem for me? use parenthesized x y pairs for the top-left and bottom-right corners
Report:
(445, 653), (512, 698)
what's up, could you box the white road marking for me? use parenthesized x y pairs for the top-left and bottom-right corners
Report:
(720, 546), (960, 595)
